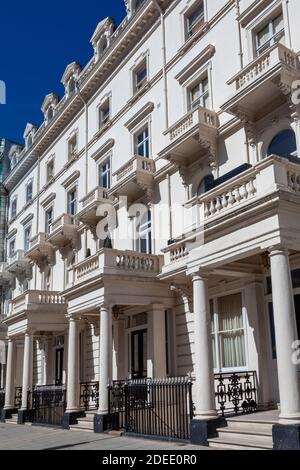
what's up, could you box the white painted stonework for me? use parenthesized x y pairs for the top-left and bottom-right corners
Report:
(1, 0), (300, 427)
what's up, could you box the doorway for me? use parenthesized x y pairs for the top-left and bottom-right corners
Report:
(131, 329), (147, 379)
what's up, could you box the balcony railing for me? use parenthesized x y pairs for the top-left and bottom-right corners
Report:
(168, 106), (217, 143)
(50, 213), (76, 233)
(9, 290), (67, 316)
(229, 43), (298, 92)
(114, 155), (155, 184)
(77, 187), (113, 230)
(222, 43), (299, 115)
(163, 155), (300, 268)
(72, 248), (163, 285)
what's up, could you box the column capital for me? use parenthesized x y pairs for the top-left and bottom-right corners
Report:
(268, 245), (289, 257)
(191, 269), (211, 282)
(99, 303), (111, 312)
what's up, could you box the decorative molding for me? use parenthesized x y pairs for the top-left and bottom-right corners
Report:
(238, 0), (278, 27)
(124, 102), (154, 131)
(7, 228), (17, 240)
(61, 170), (80, 189)
(41, 192), (56, 208)
(91, 138), (115, 162)
(20, 213), (34, 226)
(175, 45), (215, 85)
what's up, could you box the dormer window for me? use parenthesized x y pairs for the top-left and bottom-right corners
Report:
(41, 94), (59, 125)
(185, 1), (205, 39)
(98, 37), (108, 56)
(26, 134), (33, 149)
(47, 107), (54, 122)
(10, 153), (17, 169)
(61, 62), (81, 98)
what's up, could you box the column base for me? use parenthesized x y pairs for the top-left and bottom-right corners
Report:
(190, 417), (226, 446)
(94, 413), (109, 433)
(62, 411), (85, 429)
(273, 423), (300, 450)
(1, 408), (17, 422)
(17, 409), (28, 424)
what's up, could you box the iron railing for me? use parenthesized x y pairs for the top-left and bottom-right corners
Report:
(80, 381), (99, 411)
(214, 371), (258, 416)
(108, 377), (193, 441)
(14, 387), (22, 409)
(30, 385), (66, 426)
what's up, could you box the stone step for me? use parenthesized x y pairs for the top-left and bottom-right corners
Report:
(69, 425), (94, 433)
(208, 438), (272, 450)
(217, 427), (273, 445)
(225, 418), (274, 434)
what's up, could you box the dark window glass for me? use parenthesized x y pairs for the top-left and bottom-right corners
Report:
(268, 303), (277, 359)
(267, 129), (297, 158)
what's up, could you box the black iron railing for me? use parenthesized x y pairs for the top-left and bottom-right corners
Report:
(80, 381), (99, 411)
(14, 387), (22, 409)
(30, 385), (66, 426)
(214, 371), (257, 417)
(0, 390), (5, 409)
(108, 377), (193, 441)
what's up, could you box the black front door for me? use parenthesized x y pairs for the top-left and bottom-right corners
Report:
(55, 348), (64, 385)
(293, 294), (300, 339)
(131, 329), (147, 379)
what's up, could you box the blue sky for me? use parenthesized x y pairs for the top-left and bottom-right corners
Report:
(0, 0), (126, 143)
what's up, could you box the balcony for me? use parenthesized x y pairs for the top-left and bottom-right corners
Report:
(8, 290), (67, 318)
(71, 248), (163, 286)
(0, 263), (13, 286)
(158, 106), (218, 166)
(77, 187), (113, 235)
(222, 44), (299, 118)
(26, 233), (54, 270)
(111, 155), (155, 201)
(161, 155), (300, 276)
(7, 250), (31, 276)
(48, 213), (79, 258)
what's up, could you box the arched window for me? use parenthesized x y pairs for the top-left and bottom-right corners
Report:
(267, 129), (297, 158)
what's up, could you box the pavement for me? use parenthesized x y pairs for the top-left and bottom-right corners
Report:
(0, 423), (211, 450)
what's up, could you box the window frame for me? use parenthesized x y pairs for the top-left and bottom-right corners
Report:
(210, 292), (248, 373)
(136, 208), (152, 254)
(10, 197), (17, 220)
(184, 0), (205, 40)
(98, 98), (111, 129)
(255, 12), (285, 56)
(46, 158), (55, 183)
(45, 206), (54, 235)
(134, 123), (150, 158)
(9, 238), (16, 257)
(133, 58), (148, 94)
(98, 158), (111, 189)
(67, 187), (78, 216)
(24, 224), (32, 252)
(187, 75), (209, 111)
(26, 180), (33, 204)
(67, 133), (78, 161)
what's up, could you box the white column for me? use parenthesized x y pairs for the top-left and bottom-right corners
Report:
(269, 248), (300, 422)
(192, 272), (217, 420)
(98, 304), (112, 414)
(66, 317), (80, 412)
(290, 108), (300, 158)
(148, 304), (167, 378)
(21, 332), (33, 410)
(4, 338), (15, 409)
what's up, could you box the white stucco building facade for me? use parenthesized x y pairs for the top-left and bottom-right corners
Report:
(1, 0), (300, 449)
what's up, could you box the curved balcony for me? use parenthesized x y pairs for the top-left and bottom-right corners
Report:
(26, 233), (54, 270)
(110, 155), (155, 202)
(48, 214), (79, 258)
(221, 43), (299, 119)
(158, 106), (218, 167)
(77, 187), (113, 236)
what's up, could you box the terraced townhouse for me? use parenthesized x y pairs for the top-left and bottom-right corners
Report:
(1, 0), (300, 450)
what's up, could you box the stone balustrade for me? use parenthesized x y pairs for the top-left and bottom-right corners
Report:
(114, 155), (155, 183)
(167, 106), (218, 143)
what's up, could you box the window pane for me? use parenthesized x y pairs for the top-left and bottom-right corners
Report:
(218, 293), (246, 368)
(273, 14), (283, 34)
(257, 23), (270, 48)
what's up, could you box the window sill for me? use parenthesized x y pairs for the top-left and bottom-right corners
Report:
(64, 154), (78, 170)
(94, 120), (112, 140)
(178, 22), (209, 56)
(43, 177), (55, 190)
(127, 81), (150, 106)
(23, 199), (33, 210)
